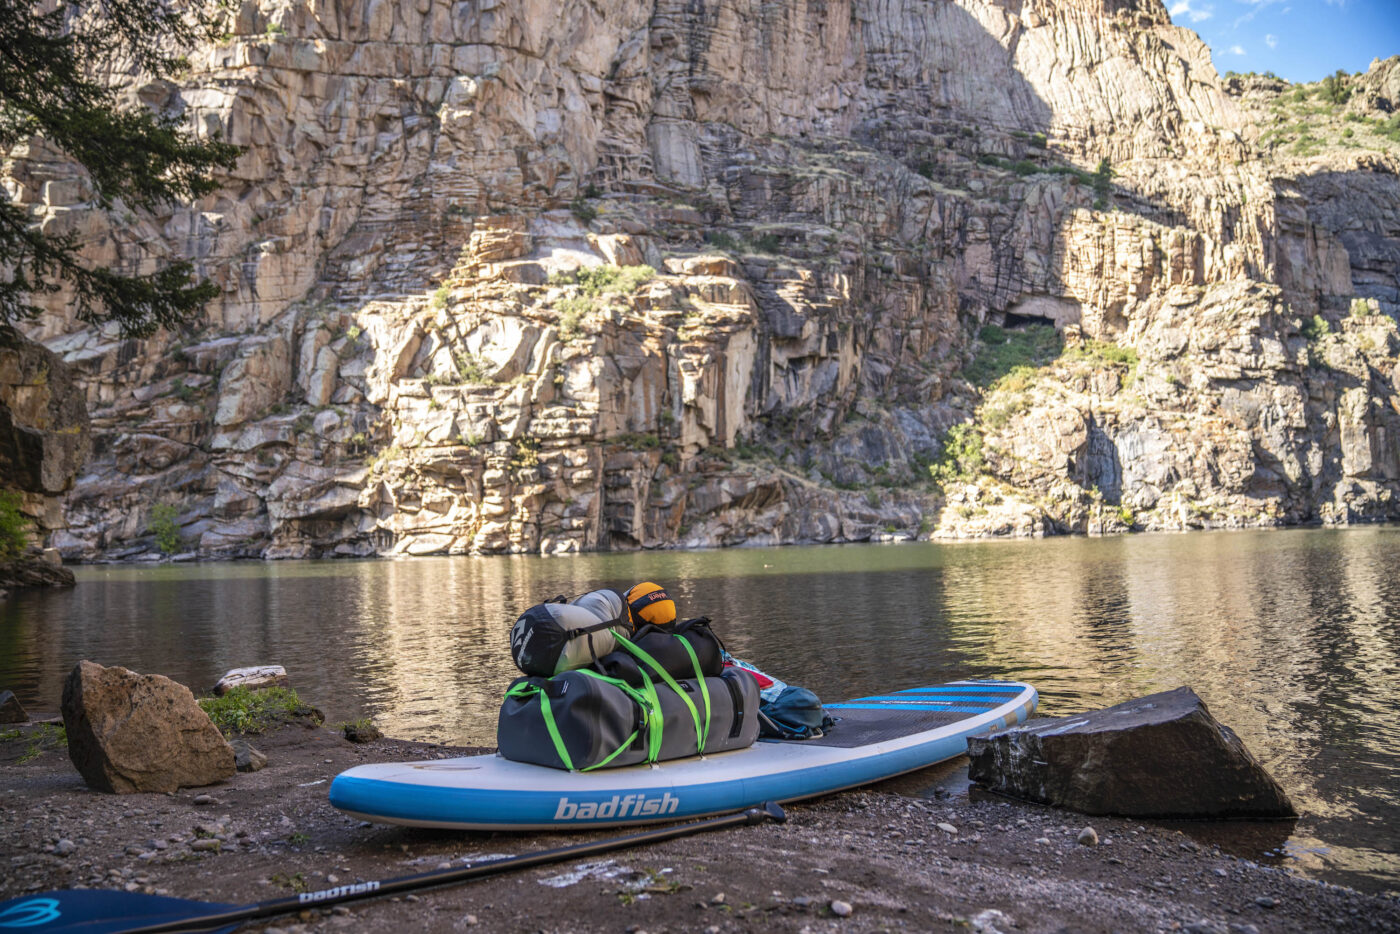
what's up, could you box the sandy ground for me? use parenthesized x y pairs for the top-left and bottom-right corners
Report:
(2, 715), (1398, 934)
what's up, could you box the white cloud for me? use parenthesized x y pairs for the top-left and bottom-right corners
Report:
(1265, 33), (1278, 48)
(1232, 0), (1284, 29)
(1229, 44), (1247, 55)
(1169, 0), (1215, 22)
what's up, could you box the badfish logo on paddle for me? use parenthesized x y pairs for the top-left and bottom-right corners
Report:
(0, 897), (61, 928)
(554, 793), (679, 820)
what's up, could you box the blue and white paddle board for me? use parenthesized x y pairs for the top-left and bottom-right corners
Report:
(328, 680), (1037, 830)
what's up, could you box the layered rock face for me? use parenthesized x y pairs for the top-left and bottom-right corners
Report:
(8, 0), (1398, 558)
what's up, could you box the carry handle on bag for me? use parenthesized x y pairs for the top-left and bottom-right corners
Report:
(592, 618), (725, 685)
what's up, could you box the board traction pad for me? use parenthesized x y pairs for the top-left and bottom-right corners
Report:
(802, 683), (1021, 748)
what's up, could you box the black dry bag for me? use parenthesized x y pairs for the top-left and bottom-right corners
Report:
(509, 589), (627, 676)
(592, 617), (725, 687)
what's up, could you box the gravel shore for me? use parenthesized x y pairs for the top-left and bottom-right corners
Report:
(3, 716), (1397, 933)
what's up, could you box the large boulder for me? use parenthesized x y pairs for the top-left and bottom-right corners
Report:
(61, 661), (234, 794)
(967, 687), (1296, 819)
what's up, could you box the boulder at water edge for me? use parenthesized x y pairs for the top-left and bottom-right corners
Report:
(0, 689), (27, 723)
(61, 661), (234, 793)
(966, 687), (1296, 819)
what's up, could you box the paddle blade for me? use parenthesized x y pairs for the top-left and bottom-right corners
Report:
(0, 890), (239, 933)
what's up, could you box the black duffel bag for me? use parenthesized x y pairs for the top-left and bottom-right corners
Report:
(592, 617), (725, 687)
(497, 666), (760, 771)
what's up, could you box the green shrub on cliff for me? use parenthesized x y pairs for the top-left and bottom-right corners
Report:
(1301, 314), (1331, 342)
(929, 423), (985, 493)
(964, 323), (1062, 387)
(148, 504), (182, 554)
(576, 264), (655, 296)
(0, 492), (30, 559)
(1092, 158), (1115, 210)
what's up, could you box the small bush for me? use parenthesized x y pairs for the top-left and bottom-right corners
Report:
(570, 198), (597, 223)
(575, 264), (655, 296)
(454, 352), (491, 383)
(964, 323), (1062, 387)
(198, 686), (311, 735)
(929, 423), (985, 493)
(1063, 339), (1139, 382)
(1030, 132), (1048, 149)
(1301, 314), (1331, 341)
(556, 294), (592, 341)
(1319, 71), (1351, 105)
(1092, 158), (1114, 210)
(748, 233), (782, 254)
(431, 285), (451, 310)
(705, 230), (740, 251)
(0, 491), (30, 559)
(149, 504), (182, 555)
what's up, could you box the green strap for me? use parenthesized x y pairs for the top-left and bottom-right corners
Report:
(508, 670), (669, 772)
(506, 681), (577, 772)
(635, 670), (664, 764)
(675, 636), (712, 753)
(575, 669), (663, 767)
(611, 629), (712, 756)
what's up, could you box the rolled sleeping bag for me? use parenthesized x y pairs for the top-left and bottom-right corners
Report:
(497, 666), (761, 771)
(509, 589), (628, 676)
(592, 617), (725, 687)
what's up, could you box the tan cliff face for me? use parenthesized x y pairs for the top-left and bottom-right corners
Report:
(5, 0), (1397, 559)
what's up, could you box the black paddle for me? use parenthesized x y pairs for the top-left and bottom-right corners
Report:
(0, 802), (787, 934)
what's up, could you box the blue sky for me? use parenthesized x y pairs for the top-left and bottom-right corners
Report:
(1168, 0), (1400, 83)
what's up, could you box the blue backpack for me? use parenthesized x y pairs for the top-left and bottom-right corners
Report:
(759, 685), (836, 740)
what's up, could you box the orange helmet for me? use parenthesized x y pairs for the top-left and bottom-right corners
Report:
(624, 581), (677, 628)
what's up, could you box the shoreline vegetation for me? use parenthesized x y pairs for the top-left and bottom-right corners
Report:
(1, 715), (1396, 932)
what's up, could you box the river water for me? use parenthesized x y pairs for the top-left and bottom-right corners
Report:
(2, 528), (1398, 895)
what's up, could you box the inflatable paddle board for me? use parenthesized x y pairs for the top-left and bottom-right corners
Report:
(329, 679), (1037, 830)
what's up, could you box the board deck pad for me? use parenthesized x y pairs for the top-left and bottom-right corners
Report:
(329, 680), (1036, 830)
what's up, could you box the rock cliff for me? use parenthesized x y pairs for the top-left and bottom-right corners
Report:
(7, 0), (1398, 558)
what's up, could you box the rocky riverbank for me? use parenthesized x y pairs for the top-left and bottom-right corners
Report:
(2, 716), (1396, 933)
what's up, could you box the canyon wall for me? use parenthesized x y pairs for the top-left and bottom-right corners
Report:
(7, 0), (1398, 559)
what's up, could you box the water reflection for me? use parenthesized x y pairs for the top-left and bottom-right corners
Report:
(1, 528), (1397, 894)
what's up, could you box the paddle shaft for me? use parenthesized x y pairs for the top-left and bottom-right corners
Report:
(120, 802), (786, 934)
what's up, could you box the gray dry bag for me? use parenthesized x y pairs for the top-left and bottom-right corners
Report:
(510, 590), (627, 676)
(497, 666), (761, 771)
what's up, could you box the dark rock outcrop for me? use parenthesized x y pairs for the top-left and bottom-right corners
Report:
(967, 687), (1296, 819)
(0, 555), (75, 596)
(61, 660), (234, 794)
(0, 690), (27, 723)
(0, 337), (90, 497)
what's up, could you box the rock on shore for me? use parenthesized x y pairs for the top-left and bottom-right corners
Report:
(61, 660), (234, 794)
(968, 687), (1296, 818)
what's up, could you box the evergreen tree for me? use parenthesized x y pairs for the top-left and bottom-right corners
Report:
(0, 0), (241, 342)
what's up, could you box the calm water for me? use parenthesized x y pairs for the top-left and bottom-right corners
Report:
(2, 528), (1398, 894)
